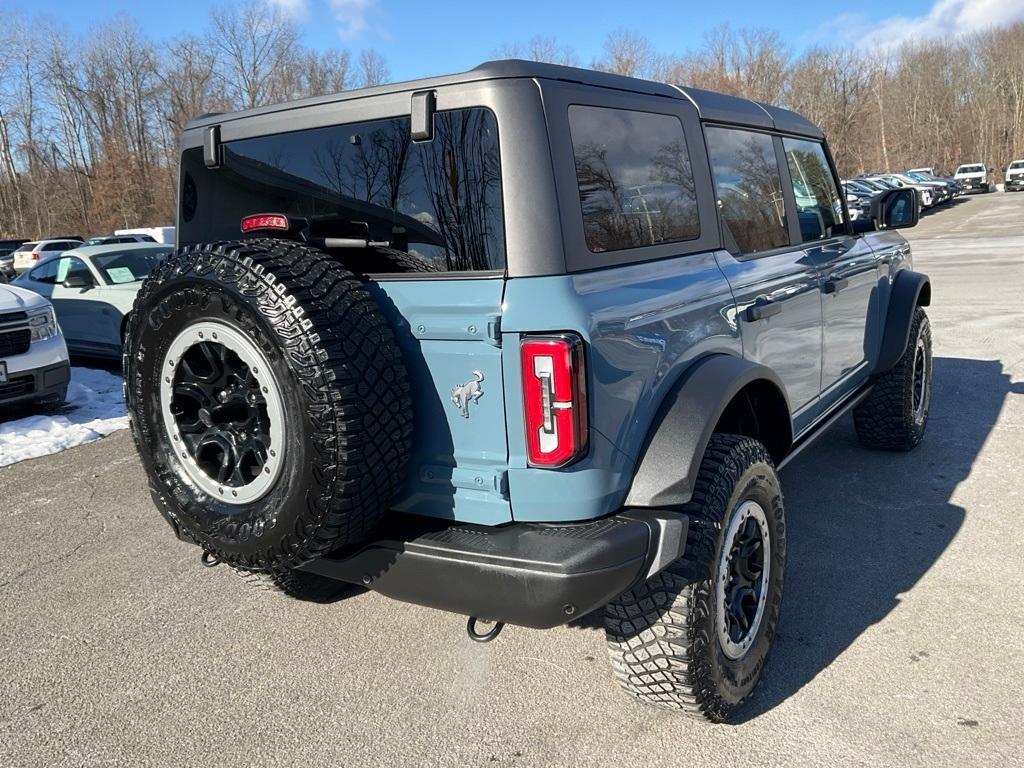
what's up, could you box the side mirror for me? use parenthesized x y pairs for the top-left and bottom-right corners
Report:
(872, 188), (919, 231)
(63, 273), (94, 289)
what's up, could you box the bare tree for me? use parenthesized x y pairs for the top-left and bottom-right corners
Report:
(357, 49), (390, 88)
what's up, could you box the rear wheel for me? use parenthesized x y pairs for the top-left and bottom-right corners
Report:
(604, 435), (786, 722)
(125, 239), (413, 571)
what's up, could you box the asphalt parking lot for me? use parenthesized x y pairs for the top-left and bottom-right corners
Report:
(2, 193), (1023, 767)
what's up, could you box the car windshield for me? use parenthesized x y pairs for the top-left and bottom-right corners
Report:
(91, 248), (172, 284)
(957, 165), (984, 174)
(1009, 161), (1024, 170)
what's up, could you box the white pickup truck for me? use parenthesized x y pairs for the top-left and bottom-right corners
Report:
(1005, 160), (1024, 192)
(0, 282), (70, 410)
(954, 163), (991, 193)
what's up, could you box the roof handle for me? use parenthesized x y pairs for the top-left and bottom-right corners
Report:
(410, 90), (436, 142)
(203, 125), (222, 169)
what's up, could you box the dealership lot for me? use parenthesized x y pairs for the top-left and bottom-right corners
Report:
(1, 193), (1022, 767)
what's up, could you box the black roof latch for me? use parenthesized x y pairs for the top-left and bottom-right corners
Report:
(410, 90), (436, 142)
(203, 124), (222, 169)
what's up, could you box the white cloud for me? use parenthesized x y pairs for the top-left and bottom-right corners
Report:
(817, 0), (1024, 49)
(330, 0), (378, 40)
(268, 0), (309, 18)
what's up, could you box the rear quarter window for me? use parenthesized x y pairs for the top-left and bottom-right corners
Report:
(178, 108), (505, 274)
(568, 105), (699, 254)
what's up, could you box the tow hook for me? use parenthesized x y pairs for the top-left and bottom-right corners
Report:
(467, 617), (504, 643)
(200, 551), (221, 568)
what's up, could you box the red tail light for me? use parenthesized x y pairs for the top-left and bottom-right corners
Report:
(31, 252), (40, 260)
(240, 213), (289, 233)
(521, 334), (588, 467)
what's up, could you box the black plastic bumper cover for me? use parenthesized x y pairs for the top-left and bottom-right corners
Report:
(299, 509), (688, 629)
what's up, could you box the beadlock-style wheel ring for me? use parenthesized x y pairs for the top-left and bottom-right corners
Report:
(160, 321), (285, 505)
(715, 499), (772, 660)
(911, 332), (930, 426)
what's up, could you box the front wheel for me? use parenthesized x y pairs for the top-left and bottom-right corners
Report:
(854, 307), (932, 451)
(604, 434), (786, 722)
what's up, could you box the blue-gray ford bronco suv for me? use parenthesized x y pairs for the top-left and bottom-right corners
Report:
(126, 61), (932, 722)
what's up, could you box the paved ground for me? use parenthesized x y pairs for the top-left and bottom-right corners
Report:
(2, 193), (1023, 767)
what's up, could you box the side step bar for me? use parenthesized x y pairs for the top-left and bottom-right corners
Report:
(299, 509), (688, 629)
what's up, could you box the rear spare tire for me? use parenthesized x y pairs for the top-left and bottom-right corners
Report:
(125, 239), (413, 570)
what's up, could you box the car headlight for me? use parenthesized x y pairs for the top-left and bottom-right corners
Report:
(27, 306), (58, 342)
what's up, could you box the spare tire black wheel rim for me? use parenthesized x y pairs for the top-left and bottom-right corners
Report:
(716, 499), (771, 660)
(160, 321), (285, 504)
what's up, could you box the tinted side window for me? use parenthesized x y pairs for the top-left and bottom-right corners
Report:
(29, 260), (59, 284)
(568, 106), (699, 254)
(56, 257), (92, 284)
(179, 108), (504, 273)
(705, 127), (789, 255)
(783, 138), (845, 242)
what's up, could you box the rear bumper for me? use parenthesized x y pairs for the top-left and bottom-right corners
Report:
(299, 509), (688, 628)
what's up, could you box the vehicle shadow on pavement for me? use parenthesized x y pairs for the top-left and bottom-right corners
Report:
(738, 356), (1023, 721)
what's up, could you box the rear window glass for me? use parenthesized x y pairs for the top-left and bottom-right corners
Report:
(178, 108), (505, 274)
(568, 105), (699, 253)
(957, 165), (985, 174)
(705, 127), (789, 255)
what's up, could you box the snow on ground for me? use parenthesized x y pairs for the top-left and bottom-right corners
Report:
(0, 367), (129, 468)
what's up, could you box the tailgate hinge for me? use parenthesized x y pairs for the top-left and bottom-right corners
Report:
(486, 314), (502, 347)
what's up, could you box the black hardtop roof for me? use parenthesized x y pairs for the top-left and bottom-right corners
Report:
(184, 59), (823, 140)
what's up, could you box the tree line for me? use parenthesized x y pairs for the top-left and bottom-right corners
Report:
(2, 3), (1023, 240)
(0, 1), (390, 239)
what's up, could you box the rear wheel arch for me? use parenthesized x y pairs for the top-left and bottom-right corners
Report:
(623, 355), (792, 508)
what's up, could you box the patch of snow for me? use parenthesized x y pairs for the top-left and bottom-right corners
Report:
(0, 367), (129, 468)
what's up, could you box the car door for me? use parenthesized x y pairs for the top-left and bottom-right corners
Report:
(49, 256), (101, 351)
(781, 137), (880, 407)
(704, 126), (824, 433)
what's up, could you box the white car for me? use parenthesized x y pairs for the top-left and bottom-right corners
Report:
(13, 242), (172, 359)
(84, 234), (157, 246)
(0, 282), (70, 410)
(954, 163), (990, 193)
(12, 238), (83, 273)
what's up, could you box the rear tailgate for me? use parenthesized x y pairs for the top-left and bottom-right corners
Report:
(368, 278), (511, 525)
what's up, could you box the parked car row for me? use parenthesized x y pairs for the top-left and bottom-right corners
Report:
(0, 231), (174, 410)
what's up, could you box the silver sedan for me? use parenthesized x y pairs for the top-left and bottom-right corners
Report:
(13, 243), (172, 359)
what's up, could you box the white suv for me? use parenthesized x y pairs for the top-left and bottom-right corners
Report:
(13, 239), (83, 273)
(0, 282), (70, 409)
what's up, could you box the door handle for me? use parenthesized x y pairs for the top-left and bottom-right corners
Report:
(745, 299), (782, 322)
(824, 278), (849, 295)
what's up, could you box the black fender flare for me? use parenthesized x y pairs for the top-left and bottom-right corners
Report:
(876, 269), (931, 374)
(623, 355), (792, 508)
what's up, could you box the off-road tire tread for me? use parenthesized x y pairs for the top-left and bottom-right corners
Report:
(853, 307), (930, 451)
(604, 434), (781, 723)
(125, 238), (413, 571)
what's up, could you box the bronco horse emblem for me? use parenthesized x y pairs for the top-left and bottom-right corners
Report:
(451, 371), (485, 418)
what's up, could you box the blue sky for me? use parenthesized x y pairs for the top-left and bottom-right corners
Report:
(11, 0), (1024, 81)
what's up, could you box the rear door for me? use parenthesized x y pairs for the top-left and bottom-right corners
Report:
(704, 125), (824, 432)
(780, 137), (880, 404)
(177, 105), (512, 524)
